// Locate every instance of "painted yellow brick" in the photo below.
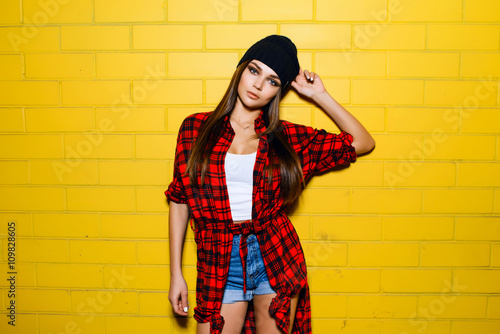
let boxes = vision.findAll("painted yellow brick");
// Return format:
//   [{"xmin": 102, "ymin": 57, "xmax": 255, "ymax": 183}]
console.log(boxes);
[
  {"xmin": 354, "ymin": 24, "xmax": 426, "ymax": 50},
  {"xmin": 38, "ymin": 315, "xmax": 104, "ymax": 334},
  {"xmin": 493, "ymin": 243, "xmax": 500, "ymax": 267},
  {"xmin": 351, "ymin": 189, "xmax": 422, "ymax": 214},
  {"xmin": 64, "ymin": 134, "xmax": 134, "ymax": 159},
  {"xmin": 67, "ymin": 188, "xmax": 135, "ymax": 212},
  {"xmin": 314, "ymin": 107, "xmax": 386, "ymax": 133},
  {"xmin": 206, "ymin": 79, "xmax": 230, "ymax": 104},
  {"xmin": 26, "ymin": 53, "xmax": 94, "ymax": 78},
  {"xmin": 137, "ymin": 241, "xmax": 168, "ymax": 265},
  {"xmin": 428, "ymin": 25, "xmax": 499, "ymax": 50},
  {"xmin": 132, "ymin": 79, "xmax": 202, "ymax": 105},
  {"xmin": 0, "ymin": 213, "xmax": 32, "ymax": 237},
  {"xmin": 425, "ymin": 80, "xmax": 497, "ymax": 106},
  {"xmin": 0, "ymin": 80, "xmax": 59, "ymax": 105},
  {"xmin": 0, "ymin": 161, "xmax": 29, "ymax": 184},
  {"xmin": 454, "ymin": 270, "xmax": 500, "ymax": 293},
  {"xmin": 316, "ymin": 52, "xmax": 385, "ymax": 77},
  {"xmin": 37, "ymin": 263, "xmax": 102, "ymax": 288},
  {"xmin": 383, "ymin": 216, "xmax": 454, "ymax": 240},
  {"xmin": 61, "ymin": 26, "xmax": 129, "ymax": 51},
  {"xmin": 421, "ymin": 243, "xmax": 490, "ymax": 266},
  {"xmin": 312, "ymin": 216, "xmax": 382, "ymax": 241},
  {"xmin": 96, "ymin": 53, "xmax": 165, "ymax": 79},
  {"xmin": 97, "ymin": 108, "xmax": 165, "ymax": 134},
  {"xmin": 352, "ymin": 79, "xmax": 424, "ymax": 105},
  {"xmin": 1, "ymin": 314, "xmax": 38, "ymax": 334},
  {"xmin": 206, "ymin": 25, "xmax": 277, "ymax": 49},
  {"xmin": 242, "ymin": 0, "xmax": 312, "ymax": 21},
  {"xmin": 103, "ymin": 266, "xmax": 168, "ymax": 289},
  {"xmin": 101, "ymin": 214, "xmax": 168, "ymax": 239},
  {"xmin": 387, "ymin": 107, "xmax": 458, "ymax": 133},
  {"xmin": 295, "ymin": 188, "xmax": 350, "ymax": 214},
  {"xmin": 458, "ymin": 163, "xmax": 500, "ymax": 187},
  {"xmin": 418, "ymin": 296, "xmax": 487, "ymax": 318},
  {"xmin": 181, "ymin": 241, "xmax": 198, "ymax": 266},
  {"xmin": 0, "ymin": 187, "xmax": 64, "ymax": 211},
  {"xmin": 33, "ymin": 213, "xmax": 99, "ymax": 237},
  {"xmin": 456, "ymin": 217, "xmax": 500, "ymax": 241},
  {"xmin": 106, "ymin": 316, "xmax": 171, "ymax": 334},
  {"xmin": 389, "ymin": 0, "xmax": 462, "ymax": 21},
  {"xmin": 67, "ymin": 188, "xmax": 135, "ymax": 211},
  {"xmin": 309, "ymin": 162, "xmax": 383, "ymax": 187},
  {"xmin": 288, "ymin": 215, "xmax": 310, "ymax": 240},
  {"xmin": 301, "ymin": 242, "xmax": 347, "ymax": 267},
  {"xmin": 69, "ymin": 240, "xmax": 136, "ymax": 264},
  {"xmin": 0, "ymin": 0, "xmax": 21, "ymax": 23},
  {"xmin": 348, "ymin": 295, "xmax": 417, "ymax": 318},
  {"xmin": 0, "ymin": 55, "xmax": 22, "ymax": 79},
  {"xmin": 23, "ymin": 0, "xmax": 93, "ymax": 23},
  {"xmin": 31, "ymin": 160, "xmax": 98, "ymax": 185},
  {"xmin": 464, "ymin": 0, "xmax": 500, "ymax": 22},
  {"xmin": 139, "ymin": 292, "xmax": 170, "ymax": 316},
  {"xmin": 136, "ymin": 187, "xmax": 169, "ymax": 212},
  {"xmin": 424, "ymin": 189, "xmax": 494, "ymax": 213},
  {"xmin": 488, "ymin": 296, "xmax": 500, "ymax": 318},
  {"xmin": 17, "ymin": 289, "xmax": 70, "ymax": 312},
  {"xmin": 0, "ymin": 135, "xmax": 62, "ymax": 159},
  {"xmin": 167, "ymin": 108, "xmax": 212, "ymax": 132},
  {"xmin": 168, "ymin": 53, "xmax": 238, "ymax": 78},
  {"xmin": 308, "ymin": 268, "xmax": 380, "ymax": 292},
  {"xmin": 133, "ymin": 25, "xmax": 202, "ymax": 50},
  {"xmin": 424, "ymin": 135, "xmax": 496, "ymax": 160},
  {"xmin": 95, "ymin": 0, "xmax": 164, "ymax": 22},
  {"xmin": 135, "ymin": 134, "xmax": 176, "ymax": 159},
  {"xmin": 388, "ymin": 52, "xmax": 459, "ymax": 78},
  {"xmin": 0, "ymin": 135, "xmax": 63, "ymax": 158},
  {"xmin": 382, "ymin": 321, "xmax": 450, "ymax": 334},
  {"xmin": 99, "ymin": 161, "xmax": 168, "ymax": 186},
  {"xmin": 384, "ymin": 162, "xmax": 456, "ymax": 187},
  {"xmin": 168, "ymin": 0, "xmax": 237, "ymax": 22},
  {"xmin": 451, "ymin": 321, "xmax": 500, "ymax": 334},
  {"xmin": 317, "ymin": 0, "xmax": 386, "ymax": 21},
  {"xmin": 280, "ymin": 107, "xmax": 312, "ymax": 127},
  {"xmin": 310, "ymin": 295, "xmax": 347, "ymax": 318},
  {"xmin": 0, "ymin": 108, "xmax": 24, "ymax": 132},
  {"xmin": 0, "ymin": 27, "xmax": 59, "ymax": 52},
  {"xmin": 62, "ymin": 80, "xmax": 130, "ymax": 105},
  {"xmin": 314, "ymin": 319, "xmax": 381, "ymax": 333},
  {"xmin": 0, "ymin": 262, "xmax": 34, "ymax": 288},
  {"xmin": 461, "ymin": 108, "xmax": 500, "ymax": 133},
  {"xmin": 349, "ymin": 243, "xmax": 419, "ymax": 266},
  {"xmin": 25, "ymin": 108, "xmax": 94, "ymax": 132},
  {"xmin": 312, "ymin": 78, "xmax": 350, "ymax": 104},
  {"xmin": 17, "ymin": 238, "xmax": 68, "ymax": 262},
  {"xmin": 462, "ymin": 53, "xmax": 500, "ymax": 78},
  {"xmin": 71, "ymin": 290, "xmax": 137, "ymax": 313},
  {"xmin": 281, "ymin": 24, "xmax": 351, "ymax": 50},
  {"xmin": 494, "ymin": 189, "xmax": 500, "ymax": 213},
  {"xmin": 381, "ymin": 269, "xmax": 452, "ymax": 292}
]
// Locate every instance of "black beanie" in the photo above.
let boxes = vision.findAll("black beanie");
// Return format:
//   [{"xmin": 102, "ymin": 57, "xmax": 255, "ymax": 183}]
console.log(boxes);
[{"xmin": 237, "ymin": 35, "xmax": 300, "ymax": 91}]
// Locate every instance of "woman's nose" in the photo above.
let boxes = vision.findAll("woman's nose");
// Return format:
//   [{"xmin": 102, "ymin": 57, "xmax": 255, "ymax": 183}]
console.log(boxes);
[{"xmin": 253, "ymin": 78, "xmax": 264, "ymax": 90}]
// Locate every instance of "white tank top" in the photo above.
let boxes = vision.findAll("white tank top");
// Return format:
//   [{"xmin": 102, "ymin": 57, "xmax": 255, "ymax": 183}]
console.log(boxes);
[{"xmin": 224, "ymin": 151, "xmax": 257, "ymax": 221}]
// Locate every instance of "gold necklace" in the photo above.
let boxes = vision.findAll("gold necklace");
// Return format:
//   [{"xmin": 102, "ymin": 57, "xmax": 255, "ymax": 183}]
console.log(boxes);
[{"xmin": 231, "ymin": 117, "xmax": 253, "ymax": 131}]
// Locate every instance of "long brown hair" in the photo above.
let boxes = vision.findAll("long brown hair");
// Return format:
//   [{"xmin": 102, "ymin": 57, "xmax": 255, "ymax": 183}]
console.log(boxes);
[{"xmin": 185, "ymin": 60, "xmax": 304, "ymax": 205}]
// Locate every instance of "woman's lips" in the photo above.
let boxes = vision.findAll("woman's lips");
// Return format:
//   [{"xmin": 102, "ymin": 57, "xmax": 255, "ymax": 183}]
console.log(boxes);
[{"xmin": 247, "ymin": 91, "xmax": 259, "ymax": 100}]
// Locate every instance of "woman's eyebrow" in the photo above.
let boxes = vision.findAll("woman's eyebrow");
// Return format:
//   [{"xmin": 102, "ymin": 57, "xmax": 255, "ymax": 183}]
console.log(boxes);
[{"xmin": 249, "ymin": 62, "xmax": 281, "ymax": 80}]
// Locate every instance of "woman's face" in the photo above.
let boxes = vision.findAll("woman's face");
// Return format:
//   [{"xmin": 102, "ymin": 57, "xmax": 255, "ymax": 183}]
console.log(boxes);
[{"xmin": 236, "ymin": 59, "xmax": 281, "ymax": 111}]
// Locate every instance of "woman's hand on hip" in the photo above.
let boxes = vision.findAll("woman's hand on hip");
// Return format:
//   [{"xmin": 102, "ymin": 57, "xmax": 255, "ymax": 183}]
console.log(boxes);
[{"xmin": 168, "ymin": 274, "xmax": 189, "ymax": 316}]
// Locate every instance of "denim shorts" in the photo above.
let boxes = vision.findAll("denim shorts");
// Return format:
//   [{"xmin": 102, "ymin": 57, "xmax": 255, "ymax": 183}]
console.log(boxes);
[{"xmin": 221, "ymin": 234, "xmax": 276, "ymax": 303}]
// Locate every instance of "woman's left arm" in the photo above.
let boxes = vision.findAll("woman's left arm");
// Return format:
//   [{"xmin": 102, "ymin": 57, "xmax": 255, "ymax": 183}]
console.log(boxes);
[{"xmin": 291, "ymin": 68, "xmax": 375, "ymax": 155}]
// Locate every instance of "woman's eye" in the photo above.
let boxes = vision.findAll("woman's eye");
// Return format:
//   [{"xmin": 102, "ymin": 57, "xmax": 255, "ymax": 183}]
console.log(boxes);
[
  {"xmin": 269, "ymin": 79, "xmax": 279, "ymax": 87},
  {"xmin": 249, "ymin": 67, "xmax": 257, "ymax": 74}
]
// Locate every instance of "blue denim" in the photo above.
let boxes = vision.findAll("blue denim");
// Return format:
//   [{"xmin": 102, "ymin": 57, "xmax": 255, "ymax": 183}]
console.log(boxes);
[{"xmin": 221, "ymin": 234, "xmax": 276, "ymax": 303}]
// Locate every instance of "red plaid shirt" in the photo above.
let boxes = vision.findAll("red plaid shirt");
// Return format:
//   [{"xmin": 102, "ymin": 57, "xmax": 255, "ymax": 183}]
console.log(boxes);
[{"xmin": 165, "ymin": 110, "xmax": 356, "ymax": 333}]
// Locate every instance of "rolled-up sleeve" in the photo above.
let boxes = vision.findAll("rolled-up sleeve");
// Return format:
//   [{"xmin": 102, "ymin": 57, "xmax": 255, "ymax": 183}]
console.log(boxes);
[
  {"xmin": 165, "ymin": 122, "xmax": 189, "ymax": 204},
  {"xmin": 284, "ymin": 122, "xmax": 357, "ymax": 180}
]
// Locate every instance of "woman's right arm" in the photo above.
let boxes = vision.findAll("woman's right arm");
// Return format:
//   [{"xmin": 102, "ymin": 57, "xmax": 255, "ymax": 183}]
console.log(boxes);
[{"xmin": 168, "ymin": 201, "xmax": 190, "ymax": 316}]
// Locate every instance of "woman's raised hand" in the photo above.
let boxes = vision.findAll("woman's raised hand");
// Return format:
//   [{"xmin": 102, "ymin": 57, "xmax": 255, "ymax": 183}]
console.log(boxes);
[
  {"xmin": 290, "ymin": 68, "xmax": 327, "ymax": 99},
  {"xmin": 168, "ymin": 274, "xmax": 189, "ymax": 316}
]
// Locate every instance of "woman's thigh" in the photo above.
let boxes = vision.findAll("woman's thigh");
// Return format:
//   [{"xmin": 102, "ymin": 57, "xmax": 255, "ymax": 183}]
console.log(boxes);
[
  {"xmin": 196, "ymin": 301, "xmax": 249, "ymax": 334},
  {"xmin": 253, "ymin": 292, "xmax": 299, "ymax": 334}
]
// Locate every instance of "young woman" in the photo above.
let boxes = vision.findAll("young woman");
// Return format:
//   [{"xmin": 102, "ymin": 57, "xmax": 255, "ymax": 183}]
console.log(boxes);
[{"xmin": 166, "ymin": 35, "xmax": 375, "ymax": 334}]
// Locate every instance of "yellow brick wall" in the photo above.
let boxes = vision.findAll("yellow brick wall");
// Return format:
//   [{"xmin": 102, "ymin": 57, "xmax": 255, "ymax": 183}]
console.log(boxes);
[{"xmin": 0, "ymin": 0, "xmax": 499, "ymax": 333}]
